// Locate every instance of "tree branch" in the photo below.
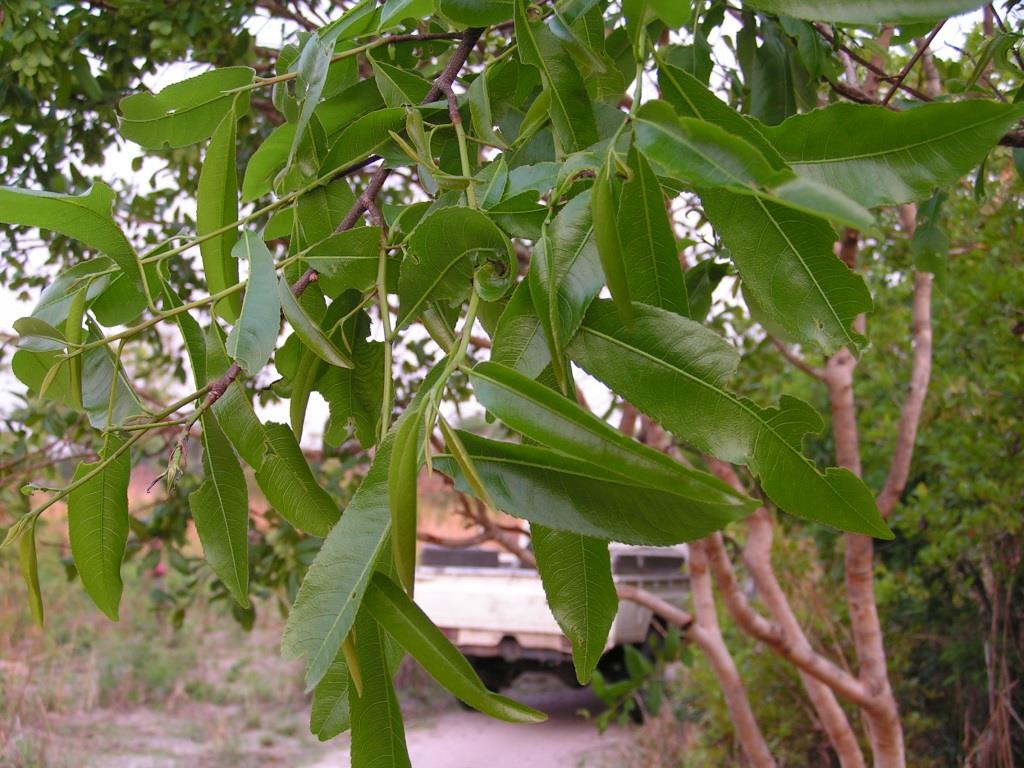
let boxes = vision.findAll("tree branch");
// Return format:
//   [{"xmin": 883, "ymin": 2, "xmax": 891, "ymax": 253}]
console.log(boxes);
[
  {"xmin": 826, "ymin": 226, "xmax": 907, "ymax": 763},
  {"xmin": 877, "ymin": 220, "xmax": 934, "ymax": 517},
  {"xmin": 770, "ymin": 337, "xmax": 827, "ymax": 380},
  {"xmin": 701, "ymin": 521, "xmax": 869, "ymax": 766},
  {"xmin": 881, "ymin": 21, "xmax": 945, "ymax": 106},
  {"xmin": 695, "ymin": 463, "xmax": 877, "ymax": 713},
  {"xmin": 689, "ymin": 541, "xmax": 777, "ymax": 767}
]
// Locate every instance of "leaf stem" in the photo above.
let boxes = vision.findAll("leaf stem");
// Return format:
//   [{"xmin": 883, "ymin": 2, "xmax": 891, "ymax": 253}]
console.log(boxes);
[
  {"xmin": 377, "ymin": 233, "xmax": 394, "ymax": 445},
  {"xmin": 27, "ymin": 384, "xmax": 211, "ymax": 519}
]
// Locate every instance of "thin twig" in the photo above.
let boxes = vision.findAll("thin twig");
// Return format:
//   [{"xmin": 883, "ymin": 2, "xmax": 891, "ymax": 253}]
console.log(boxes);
[
  {"xmin": 881, "ymin": 21, "xmax": 946, "ymax": 106},
  {"xmin": 770, "ymin": 337, "xmax": 827, "ymax": 381}
]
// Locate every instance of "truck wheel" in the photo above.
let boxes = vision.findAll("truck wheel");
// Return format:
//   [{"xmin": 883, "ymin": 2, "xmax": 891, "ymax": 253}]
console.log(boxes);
[
  {"xmin": 468, "ymin": 658, "xmax": 513, "ymax": 693},
  {"xmin": 627, "ymin": 698, "xmax": 646, "ymax": 725}
]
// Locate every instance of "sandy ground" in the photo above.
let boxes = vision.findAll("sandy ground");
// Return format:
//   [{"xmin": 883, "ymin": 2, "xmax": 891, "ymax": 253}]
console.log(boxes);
[
  {"xmin": 308, "ymin": 684, "xmax": 626, "ymax": 768},
  {"xmin": 16, "ymin": 678, "xmax": 623, "ymax": 768}
]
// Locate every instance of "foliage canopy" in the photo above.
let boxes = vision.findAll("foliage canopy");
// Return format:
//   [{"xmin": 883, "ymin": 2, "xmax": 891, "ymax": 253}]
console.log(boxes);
[{"xmin": 2, "ymin": 0, "xmax": 1022, "ymax": 764}]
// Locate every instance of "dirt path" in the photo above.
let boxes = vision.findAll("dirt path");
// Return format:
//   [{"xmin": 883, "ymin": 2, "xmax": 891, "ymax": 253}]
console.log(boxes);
[
  {"xmin": 308, "ymin": 684, "xmax": 625, "ymax": 768},
  {"xmin": 12, "ymin": 678, "xmax": 623, "ymax": 767}
]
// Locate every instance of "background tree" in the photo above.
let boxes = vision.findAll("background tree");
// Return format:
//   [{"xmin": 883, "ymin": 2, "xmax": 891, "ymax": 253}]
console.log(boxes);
[{"xmin": 1, "ymin": 2, "xmax": 1022, "ymax": 767}]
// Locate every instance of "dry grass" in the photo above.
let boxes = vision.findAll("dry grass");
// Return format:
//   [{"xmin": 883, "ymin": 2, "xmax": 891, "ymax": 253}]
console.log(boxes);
[{"xmin": 0, "ymin": 519, "xmax": 450, "ymax": 768}]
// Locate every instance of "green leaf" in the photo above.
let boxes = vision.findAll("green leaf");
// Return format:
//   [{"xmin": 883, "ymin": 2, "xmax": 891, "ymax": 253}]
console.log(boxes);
[
  {"xmin": 14, "ymin": 317, "xmax": 66, "ymax": 353},
  {"xmin": 211, "ymin": 328, "xmax": 337, "ymax": 537},
  {"xmin": 369, "ymin": 53, "xmax": 432, "ymax": 107},
  {"xmin": 476, "ymin": 158, "xmax": 510, "ymax": 209},
  {"xmin": 388, "ymin": 405, "xmax": 423, "ymax": 593},
  {"xmin": 617, "ymin": 145, "xmax": 688, "ymax": 316},
  {"xmin": 381, "ymin": 0, "xmax": 435, "ymax": 28},
  {"xmin": 684, "ymin": 259, "xmax": 729, "ymax": 322},
  {"xmin": 68, "ymin": 434, "xmax": 131, "ymax": 621},
  {"xmin": 568, "ymin": 301, "xmax": 892, "ymax": 538},
  {"xmin": 470, "ymin": 361, "xmax": 753, "ymax": 507},
  {"xmin": 469, "ymin": 74, "xmax": 508, "ymax": 150},
  {"xmin": 515, "ymin": 0, "xmax": 598, "ymax": 154},
  {"xmin": 118, "ymin": 67, "xmax": 254, "ymax": 149},
  {"xmin": 289, "ymin": 347, "xmax": 322, "ymax": 439},
  {"xmin": 742, "ymin": 0, "xmax": 988, "ymax": 24},
  {"xmin": 435, "ymin": 430, "xmax": 749, "ymax": 544},
  {"xmin": 749, "ymin": 22, "xmax": 798, "ymax": 126},
  {"xmin": 198, "ymin": 107, "xmax": 243, "ymax": 322},
  {"xmin": 19, "ymin": 520, "xmax": 44, "ymax": 628},
  {"xmin": 288, "ymin": 37, "xmax": 333, "ymax": 171},
  {"xmin": 701, "ymin": 188, "xmax": 871, "ymax": 355},
  {"xmin": 161, "ymin": 277, "xmax": 207, "ymax": 386},
  {"xmin": 761, "ymin": 102, "xmax": 1024, "ymax": 208},
  {"xmin": 282, "ymin": 441, "xmax": 392, "ymax": 688},
  {"xmin": 532, "ymin": 526, "xmax": 614, "ymax": 684},
  {"xmin": 528, "ymin": 191, "xmax": 603, "ymax": 386},
  {"xmin": 12, "ymin": 349, "xmax": 73, "ymax": 410},
  {"xmin": 398, "ymin": 207, "xmax": 514, "ymax": 328},
  {"xmin": 321, "ymin": 107, "xmax": 406, "ymax": 175},
  {"xmin": 364, "ymin": 573, "xmax": 547, "ymax": 723},
  {"xmin": 189, "ymin": 412, "xmax": 250, "ymax": 608},
  {"xmin": 439, "ymin": 0, "xmax": 513, "ymax": 25},
  {"xmin": 657, "ymin": 59, "xmax": 786, "ymax": 168},
  {"xmin": 635, "ymin": 100, "xmax": 780, "ymax": 188},
  {"xmin": 320, "ymin": 0, "xmax": 380, "ymax": 43},
  {"xmin": 348, "ymin": 610, "xmax": 412, "ymax": 768},
  {"xmin": 649, "ymin": 0, "xmax": 690, "ymax": 26},
  {"xmin": 318, "ymin": 79, "xmax": 386, "ymax": 136},
  {"xmin": 310, "ymin": 649, "xmax": 350, "ymax": 741},
  {"xmin": 490, "ymin": 279, "xmax": 552, "ymax": 379},
  {"xmin": 319, "ymin": 337, "xmax": 386, "ymax": 449},
  {"xmin": 27, "ymin": 258, "xmax": 114, "ymax": 328},
  {"xmin": 295, "ymin": 180, "xmax": 359, "ymax": 245},
  {"xmin": 206, "ymin": 325, "xmax": 270, "ymax": 469},
  {"xmin": 84, "ymin": 343, "xmax": 146, "ymax": 430},
  {"xmin": 592, "ymin": 156, "xmax": 632, "ymax": 323},
  {"xmin": 283, "ymin": 367, "xmax": 446, "ymax": 688},
  {"xmin": 254, "ymin": 423, "xmax": 340, "ymax": 538},
  {"xmin": 311, "ymin": 649, "xmax": 351, "ymax": 741},
  {"xmin": 227, "ymin": 232, "xmax": 280, "ymax": 375},
  {"xmin": 648, "ymin": 66, "xmax": 872, "ymax": 353},
  {"xmin": 242, "ymin": 123, "xmax": 297, "ymax": 203},
  {"xmin": 635, "ymin": 100, "xmax": 873, "ymax": 230},
  {"xmin": 0, "ymin": 183, "xmax": 143, "ymax": 292},
  {"xmin": 303, "ymin": 227, "xmax": 383, "ymax": 296},
  {"xmin": 278, "ymin": 278, "xmax": 353, "ymax": 369}
]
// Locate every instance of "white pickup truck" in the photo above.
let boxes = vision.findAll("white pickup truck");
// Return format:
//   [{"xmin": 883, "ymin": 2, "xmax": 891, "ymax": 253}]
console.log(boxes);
[{"xmin": 414, "ymin": 543, "xmax": 688, "ymax": 691}]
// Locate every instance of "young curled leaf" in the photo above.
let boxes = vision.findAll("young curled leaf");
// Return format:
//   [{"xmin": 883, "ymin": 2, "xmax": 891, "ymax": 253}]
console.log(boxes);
[
  {"xmin": 398, "ymin": 207, "xmax": 515, "ymax": 328},
  {"xmin": 473, "ymin": 245, "xmax": 515, "ymax": 302}
]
